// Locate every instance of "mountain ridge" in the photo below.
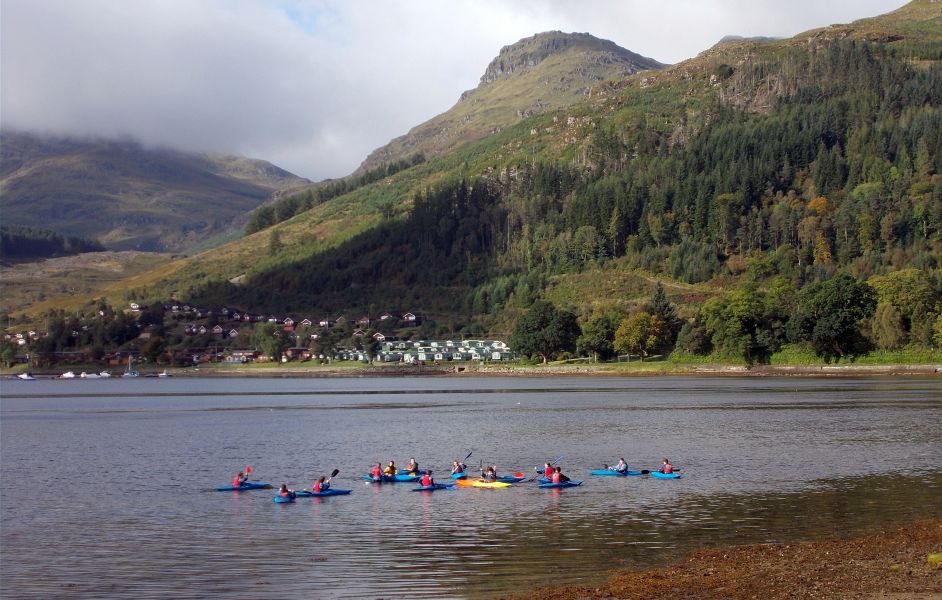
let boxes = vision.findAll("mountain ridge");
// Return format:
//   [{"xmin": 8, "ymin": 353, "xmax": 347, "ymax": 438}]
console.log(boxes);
[
  {"xmin": 0, "ymin": 131, "xmax": 310, "ymax": 252},
  {"xmin": 357, "ymin": 31, "xmax": 663, "ymax": 172}
]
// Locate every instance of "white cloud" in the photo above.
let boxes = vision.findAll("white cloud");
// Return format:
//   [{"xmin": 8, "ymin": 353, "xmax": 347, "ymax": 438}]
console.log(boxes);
[{"xmin": 0, "ymin": 0, "xmax": 906, "ymax": 180}]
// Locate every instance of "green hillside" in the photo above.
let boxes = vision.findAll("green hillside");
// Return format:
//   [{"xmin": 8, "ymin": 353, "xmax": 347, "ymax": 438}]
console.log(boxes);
[
  {"xmin": 14, "ymin": 2, "xmax": 942, "ymax": 363},
  {"xmin": 0, "ymin": 132, "xmax": 310, "ymax": 252}
]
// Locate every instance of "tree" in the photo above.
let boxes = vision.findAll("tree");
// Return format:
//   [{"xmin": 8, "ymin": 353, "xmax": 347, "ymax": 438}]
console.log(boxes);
[
  {"xmin": 788, "ymin": 274, "xmax": 877, "ymax": 362},
  {"xmin": 251, "ymin": 322, "xmax": 289, "ymax": 361},
  {"xmin": 364, "ymin": 336, "xmax": 381, "ymax": 364},
  {"xmin": 648, "ymin": 281, "xmax": 681, "ymax": 353},
  {"xmin": 614, "ymin": 311, "xmax": 662, "ymax": 361},
  {"xmin": 577, "ymin": 306, "xmax": 621, "ymax": 362},
  {"xmin": 0, "ymin": 338, "xmax": 17, "ymax": 368},
  {"xmin": 872, "ymin": 303, "xmax": 906, "ymax": 350},
  {"xmin": 509, "ymin": 300, "xmax": 580, "ymax": 363}
]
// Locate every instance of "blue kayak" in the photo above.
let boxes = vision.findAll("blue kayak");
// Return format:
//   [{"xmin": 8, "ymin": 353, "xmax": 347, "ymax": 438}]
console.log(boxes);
[
  {"xmin": 450, "ymin": 472, "xmax": 467, "ymax": 479},
  {"xmin": 495, "ymin": 475, "xmax": 526, "ymax": 484},
  {"xmin": 539, "ymin": 480, "xmax": 583, "ymax": 488},
  {"xmin": 650, "ymin": 471, "xmax": 682, "ymax": 479},
  {"xmin": 361, "ymin": 473, "xmax": 422, "ymax": 483},
  {"xmin": 589, "ymin": 469, "xmax": 645, "ymax": 477},
  {"xmin": 274, "ymin": 493, "xmax": 296, "ymax": 503},
  {"xmin": 216, "ymin": 482, "xmax": 273, "ymax": 491},
  {"xmin": 412, "ymin": 483, "xmax": 454, "ymax": 492},
  {"xmin": 294, "ymin": 489, "xmax": 352, "ymax": 497}
]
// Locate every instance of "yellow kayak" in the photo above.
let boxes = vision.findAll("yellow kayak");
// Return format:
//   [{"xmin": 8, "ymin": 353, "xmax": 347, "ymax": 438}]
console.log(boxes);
[{"xmin": 455, "ymin": 479, "xmax": 512, "ymax": 489}]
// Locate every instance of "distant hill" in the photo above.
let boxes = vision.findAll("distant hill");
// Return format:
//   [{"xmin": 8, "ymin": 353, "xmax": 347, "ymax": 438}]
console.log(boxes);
[
  {"xmin": 357, "ymin": 31, "xmax": 664, "ymax": 172},
  {"xmin": 0, "ymin": 132, "xmax": 310, "ymax": 252}
]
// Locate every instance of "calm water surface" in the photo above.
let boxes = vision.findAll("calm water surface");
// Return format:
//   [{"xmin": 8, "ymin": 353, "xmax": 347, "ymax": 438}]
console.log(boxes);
[{"xmin": 1, "ymin": 376, "xmax": 940, "ymax": 598}]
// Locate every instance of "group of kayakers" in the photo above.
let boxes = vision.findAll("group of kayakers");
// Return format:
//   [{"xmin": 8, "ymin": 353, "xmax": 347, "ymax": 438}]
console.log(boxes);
[{"xmin": 238, "ymin": 455, "xmax": 676, "ymax": 497}]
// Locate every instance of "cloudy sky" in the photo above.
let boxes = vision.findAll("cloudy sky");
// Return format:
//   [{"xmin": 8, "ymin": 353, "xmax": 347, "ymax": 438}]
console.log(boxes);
[{"xmin": 2, "ymin": 0, "xmax": 906, "ymax": 180}]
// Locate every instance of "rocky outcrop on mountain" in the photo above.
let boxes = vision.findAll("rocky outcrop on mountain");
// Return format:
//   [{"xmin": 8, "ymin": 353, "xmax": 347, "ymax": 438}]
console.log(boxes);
[{"xmin": 358, "ymin": 31, "xmax": 664, "ymax": 172}]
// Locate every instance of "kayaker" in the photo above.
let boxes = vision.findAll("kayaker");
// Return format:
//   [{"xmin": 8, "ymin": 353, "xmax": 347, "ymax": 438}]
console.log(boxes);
[
  {"xmin": 383, "ymin": 461, "xmax": 398, "ymax": 476},
  {"xmin": 371, "ymin": 463, "xmax": 383, "ymax": 479},
  {"xmin": 278, "ymin": 484, "xmax": 295, "ymax": 499},
  {"xmin": 405, "ymin": 458, "xmax": 420, "ymax": 475},
  {"xmin": 313, "ymin": 476, "xmax": 329, "ymax": 493},
  {"xmin": 551, "ymin": 466, "xmax": 570, "ymax": 484},
  {"xmin": 451, "ymin": 461, "xmax": 465, "ymax": 475},
  {"xmin": 543, "ymin": 463, "xmax": 554, "ymax": 478},
  {"xmin": 420, "ymin": 470, "xmax": 434, "ymax": 487},
  {"xmin": 481, "ymin": 466, "xmax": 497, "ymax": 482},
  {"xmin": 613, "ymin": 458, "xmax": 629, "ymax": 473},
  {"xmin": 659, "ymin": 458, "xmax": 673, "ymax": 474},
  {"xmin": 232, "ymin": 471, "xmax": 247, "ymax": 487}
]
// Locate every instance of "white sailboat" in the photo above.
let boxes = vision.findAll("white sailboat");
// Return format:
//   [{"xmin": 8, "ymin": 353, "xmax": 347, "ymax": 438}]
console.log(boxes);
[{"xmin": 123, "ymin": 355, "xmax": 139, "ymax": 378}]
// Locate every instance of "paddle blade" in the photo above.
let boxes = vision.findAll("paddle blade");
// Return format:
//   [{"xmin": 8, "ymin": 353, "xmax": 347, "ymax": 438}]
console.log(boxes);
[
  {"xmin": 513, "ymin": 472, "xmax": 525, "ymax": 478},
  {"xmin": 464, "ymin": 449, "xmax": 473, "ymax": 461},
  {"xmin": 245, "ymin": 466, "xmax": 253, "ymax": 474},
  {"xmin": 330, "ymin": 468, "xmax": 340, "ymax": 478}
]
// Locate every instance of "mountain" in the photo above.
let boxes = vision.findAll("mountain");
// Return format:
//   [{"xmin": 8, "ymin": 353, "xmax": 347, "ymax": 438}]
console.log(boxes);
[
  {"xmin": 358, "ymin": 31, "xmax": 663, "ymax": 172},
  {"xmin": 12, "ymin": 2, "xmax": 942, "ymax": 349},
  {"xmin": 0, "ymin": 132, "xmax": 310, "ymax": 252}
]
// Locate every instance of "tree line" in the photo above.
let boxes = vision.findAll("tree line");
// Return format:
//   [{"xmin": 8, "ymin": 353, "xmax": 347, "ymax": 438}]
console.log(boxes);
[
  {"xmin": 0, "ymin": 225, "xmax": 105, "ymax": 259},
  {"xmin": 245, "ymin": 153, "xmax": 425, "ymax": 234}
]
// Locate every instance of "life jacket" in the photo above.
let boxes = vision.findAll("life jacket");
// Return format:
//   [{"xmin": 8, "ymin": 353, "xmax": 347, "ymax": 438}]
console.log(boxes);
[
  {"xmin": 544, "ymin": 466, "xmax": 554, "ymax": 477},
  {"xmin": 407, "ymin": 463, "xmax": 418, "ymax": 474},
  {"xmin": 279, "ymin": 489, "xmax": 291, "ymax": 498},
  {"xmin": 551, "ymin": 472, "xmax": 561, "ymax": 484},
  {"xmin": 663, "ymin": 464, "xmax": 673, "ymax": 474},
  {"xmin": 371, "ymin": 466, "xmax": 382, "ymax": 478},
  {"xmin": 420, "ymin": 474, "xmax": 432, "ymax": 486},
  {"xmin": 233, "ymin": 476, "xmax": 244, "ymax": 487},
  {"xmin": 313, "ymin": 481, "xmax": 322, "ymax": 492},
  {"xmin": 384, "ymin": 466, "xmax": 397, "ymax": 475}
]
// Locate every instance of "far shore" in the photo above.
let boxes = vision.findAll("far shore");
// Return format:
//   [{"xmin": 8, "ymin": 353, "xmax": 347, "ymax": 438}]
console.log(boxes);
[
  {"xmin": 506, "ymin": 519, "xmax": 942, "ymax": 600},
  {"xmin": 5, "ymin": 361, "xmax": 941, "ymax": 379}
]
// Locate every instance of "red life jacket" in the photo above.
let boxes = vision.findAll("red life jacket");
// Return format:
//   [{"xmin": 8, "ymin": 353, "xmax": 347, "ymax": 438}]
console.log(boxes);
[
  {"xmin": 313, "ymin": 481, "xmax": 322, "ymax": 492},
  {"xmin": 663, "ymin": 464, "xmax": 673, "ymax": 474},
  {"xmin": 371, "ymin": 466, "xmax": 382, "ymax": 477},
  {"xmin": 233, "ymin": 476, "xmax": 243, "ymax": 487},
  {"xmin": 279, "ymin": 490, "xmax": 291, "ymax": 498},
  {"xmin": 544, "ymin": 466, "xmax": 554, "ymax": 477},
  {"xmin": 420, "ymin": 474, "xmax": 432, "ymax": 486},
  {"xmin": 551, "ymin": 472, "xmax": 561, "ymax": 483}
]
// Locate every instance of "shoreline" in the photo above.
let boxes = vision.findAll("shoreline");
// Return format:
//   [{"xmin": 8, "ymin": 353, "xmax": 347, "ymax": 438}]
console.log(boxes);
[
  {"xmin": 5, "ymin": 362, "xmax": 942, "ymax": 379},
  {"xmin": 507, "ymin": 519, "xmax": 942, "ymax": 600}
]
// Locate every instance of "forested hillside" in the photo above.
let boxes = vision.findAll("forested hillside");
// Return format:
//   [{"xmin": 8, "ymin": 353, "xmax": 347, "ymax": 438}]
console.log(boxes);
[{"xmin": 12, "ymin": 1, "xmax": 942, "ymax": 366}]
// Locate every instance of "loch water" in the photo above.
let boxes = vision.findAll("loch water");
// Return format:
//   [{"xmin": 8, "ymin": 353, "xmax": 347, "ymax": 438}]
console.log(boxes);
[{"xmin": 1, "ymin": 376, "xmax": 940, "ymax": 598}]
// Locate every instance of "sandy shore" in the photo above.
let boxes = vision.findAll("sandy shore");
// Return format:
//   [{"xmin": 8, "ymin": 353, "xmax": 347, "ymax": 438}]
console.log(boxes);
[{"xmin": 504, "ymin": 520, "xmax": 942, "ymax": 600}]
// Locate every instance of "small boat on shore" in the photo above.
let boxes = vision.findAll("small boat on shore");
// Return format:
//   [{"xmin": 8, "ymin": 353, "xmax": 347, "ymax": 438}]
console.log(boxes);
[
  {"xmin": 59, "ymin": 371, "xmax": 76, "ymax": 379},
  {"xmin": 16, "ymin": 372, "xmax": 36, "ymax": 380}
]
